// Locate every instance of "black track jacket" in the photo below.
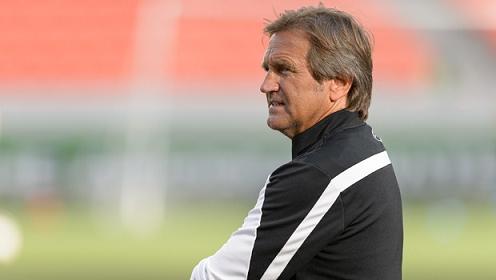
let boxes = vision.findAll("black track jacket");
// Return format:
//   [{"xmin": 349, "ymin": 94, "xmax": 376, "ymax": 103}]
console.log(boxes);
[{"xmin": 191, "ymin": 110, "xmax": 403, "ymax": 280}]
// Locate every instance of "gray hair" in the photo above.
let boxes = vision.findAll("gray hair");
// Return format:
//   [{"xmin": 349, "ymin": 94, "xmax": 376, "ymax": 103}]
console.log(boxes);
[{"xmin": 264, "ymin": 5, "xmax": 373, "ymax": 120}]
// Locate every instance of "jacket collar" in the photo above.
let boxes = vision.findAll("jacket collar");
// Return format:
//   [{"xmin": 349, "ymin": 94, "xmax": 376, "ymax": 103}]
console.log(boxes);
[{"xmin": 291, "ymin": 109, "xmax": 363, "ymax": 159}]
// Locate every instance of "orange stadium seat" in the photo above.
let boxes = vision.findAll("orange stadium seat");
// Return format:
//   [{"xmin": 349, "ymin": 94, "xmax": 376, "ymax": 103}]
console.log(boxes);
[
  {"xmin": 0, "ymin": 0, "xmax": 138, "ymax": 85},
  {"xmin": 168, "ymin": 18, "xmax": 266, "ymax": 85}
]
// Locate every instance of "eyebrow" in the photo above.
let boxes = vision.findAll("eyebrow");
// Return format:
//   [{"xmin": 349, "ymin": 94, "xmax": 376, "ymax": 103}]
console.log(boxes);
[
  {"xmin": 261, "ymin": 53, "xmax": 271, "ymax": 70},
  {"xmin": 262, "ymin": 57, "xmax": 297, "ymax": 72},
  {"xmin": 261, "ymin": 59, "xmax": 269, "ymax": 71}
]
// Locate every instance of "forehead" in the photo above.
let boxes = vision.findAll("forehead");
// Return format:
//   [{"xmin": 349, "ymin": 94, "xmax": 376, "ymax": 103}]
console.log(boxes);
[{"xmin": 264, "ymin": 29, "xmax": 310, "ymax": 63}]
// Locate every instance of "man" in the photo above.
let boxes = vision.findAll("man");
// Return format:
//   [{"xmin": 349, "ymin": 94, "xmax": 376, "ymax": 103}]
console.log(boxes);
[{"xmin": 191, "ymin": 5, "xmax": 402, "ymax": 280}]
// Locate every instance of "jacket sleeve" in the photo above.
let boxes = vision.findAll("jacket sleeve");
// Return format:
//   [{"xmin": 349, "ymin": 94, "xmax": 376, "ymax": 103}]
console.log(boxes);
[
  {"xmin": 191, "ymin": 161, "xmax": 345, "ymax": 280},
  {"xmin": 190, "ymin": 175, "xmax": 270, "ymax": 280}
]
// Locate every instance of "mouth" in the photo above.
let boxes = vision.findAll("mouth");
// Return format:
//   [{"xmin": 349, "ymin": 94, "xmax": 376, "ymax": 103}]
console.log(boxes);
[{"xmin": 269, "ymin": 101, "xmax": 285, "ymax": 108}]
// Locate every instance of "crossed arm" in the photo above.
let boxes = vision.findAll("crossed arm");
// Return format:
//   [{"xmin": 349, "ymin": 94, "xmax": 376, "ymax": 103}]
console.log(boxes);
[{"xmin": 190, "ymin": 162, "xmax": 343, "ymax": 280}]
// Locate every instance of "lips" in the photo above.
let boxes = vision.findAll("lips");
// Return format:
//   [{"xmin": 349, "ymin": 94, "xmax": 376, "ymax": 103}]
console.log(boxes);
[{"xmin": 269, "ymin": 100, "xmax": 285, "ymax": 108}]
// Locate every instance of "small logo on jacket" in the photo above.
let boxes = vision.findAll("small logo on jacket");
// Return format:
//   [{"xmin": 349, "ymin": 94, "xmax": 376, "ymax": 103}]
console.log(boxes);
[{"xmin": 371, "ymin": 128, "xmax": 383, "ymax": 142}]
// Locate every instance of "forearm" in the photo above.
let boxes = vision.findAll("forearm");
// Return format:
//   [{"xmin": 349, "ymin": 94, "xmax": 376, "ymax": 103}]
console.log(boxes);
[{"xmin": 190, "ymin": 178, "xmax": 269, "ymax": 280}]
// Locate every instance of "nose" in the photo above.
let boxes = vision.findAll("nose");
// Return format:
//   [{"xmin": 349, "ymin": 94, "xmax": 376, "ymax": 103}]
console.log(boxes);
[{"xmin": 259, "ymin": 72, "xmax": 279, "ymax": 95}]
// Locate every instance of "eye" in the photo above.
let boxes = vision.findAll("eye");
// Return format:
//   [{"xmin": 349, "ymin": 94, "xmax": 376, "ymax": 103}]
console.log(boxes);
[{"xmin": 277, "ymin": 66, "xmax": 292, "ymax": 75}]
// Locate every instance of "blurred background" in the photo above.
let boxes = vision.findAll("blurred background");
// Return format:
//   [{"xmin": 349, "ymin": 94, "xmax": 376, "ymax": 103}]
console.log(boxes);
[{"xmin": 0, "ymin": 0, "xmax": 494, "ymax": 279}]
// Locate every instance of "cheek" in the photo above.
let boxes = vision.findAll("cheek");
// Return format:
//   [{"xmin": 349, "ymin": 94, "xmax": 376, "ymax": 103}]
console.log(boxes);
[{"xmin": 280, "ymin": 81, "xmax": 316, "ymax": 117}]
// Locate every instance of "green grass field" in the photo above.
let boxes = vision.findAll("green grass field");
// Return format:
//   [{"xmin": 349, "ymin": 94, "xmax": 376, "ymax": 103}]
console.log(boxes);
[{"xmin": 0, "ymin": 201, "xmax": 495, "ymax": 280}]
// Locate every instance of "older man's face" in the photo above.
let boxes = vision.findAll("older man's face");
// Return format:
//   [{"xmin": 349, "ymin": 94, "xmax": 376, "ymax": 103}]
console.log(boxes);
[{"xmin": 260, "ymin": 29, "xmax": 334, "ymax": 139}]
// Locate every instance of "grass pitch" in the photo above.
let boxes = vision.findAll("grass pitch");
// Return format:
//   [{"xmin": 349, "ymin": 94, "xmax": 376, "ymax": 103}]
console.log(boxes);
[{"xmin": 0, "ymin": 201, "xmax": 495, "ymax": 280}]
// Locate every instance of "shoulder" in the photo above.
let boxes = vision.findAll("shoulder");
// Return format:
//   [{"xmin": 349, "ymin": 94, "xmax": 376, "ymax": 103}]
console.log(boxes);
[
  {"xmin": 297, "ymin": 123, "xmax": 387, "ymax": 178},
  {"xmin": 264, "ymin": 160, "xmax": 331, "ymax": 212},
  {"xmin": 292, "ymin": 123, "xmax": 400, "ymax": 216}
]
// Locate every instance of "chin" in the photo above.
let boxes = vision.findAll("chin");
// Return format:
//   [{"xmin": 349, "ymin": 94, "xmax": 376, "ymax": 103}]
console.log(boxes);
[
  {"xmin": 267, "ymin": 117, "xmax": 280, "ymax": 130},
  {"xmin": 267, "ymin": 118, "xmax": 288, "ymax": 133},
  {"xmin": 266, "ymin": 119, "xmax": 277, "ymax": 130}
]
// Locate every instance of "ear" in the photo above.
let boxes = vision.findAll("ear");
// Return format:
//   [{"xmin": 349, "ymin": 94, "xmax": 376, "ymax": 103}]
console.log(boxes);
[{"xmin": 328, "ymin": 78, "xmax": 352, "ymax": 102}]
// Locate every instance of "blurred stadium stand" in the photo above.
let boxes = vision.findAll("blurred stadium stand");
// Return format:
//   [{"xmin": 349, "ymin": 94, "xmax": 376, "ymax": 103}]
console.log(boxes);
[
  {"xmin": 0, "ymin": 0, "xmax": 494, "ymax": 208},
  {"xmin": 0, "ymin": 0, "xmax": 138, "ymax": 84}
]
